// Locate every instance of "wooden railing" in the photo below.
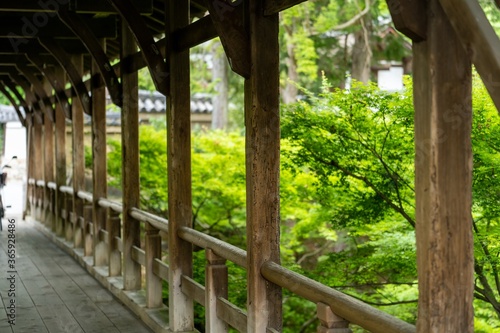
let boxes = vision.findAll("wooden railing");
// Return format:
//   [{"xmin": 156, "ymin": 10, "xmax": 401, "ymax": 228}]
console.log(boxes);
[{"xmin": 29, "ymin": 178, "xmax": 416, "ymax": 333}]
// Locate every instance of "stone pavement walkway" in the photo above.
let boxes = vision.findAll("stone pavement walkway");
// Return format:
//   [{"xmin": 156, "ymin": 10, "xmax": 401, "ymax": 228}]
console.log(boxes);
[{"xmin": 0, "ymin": 216, "xmax": 153, "ymax": 333}]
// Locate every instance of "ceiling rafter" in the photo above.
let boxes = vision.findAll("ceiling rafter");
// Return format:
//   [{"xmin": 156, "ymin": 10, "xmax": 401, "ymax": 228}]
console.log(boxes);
[
  {"xmin": 106, "ymin": 0, "xmax": 169, "ymax": 94},
  {"xmin": 58, "ymin": 8, "xmax": 122, "ymax": 107},
  {"xmin": 26, "ymin": 53, "xmax": 72, "ymax": 120},
  {"xmin": 39, "ymin": 37, "xmax": 92, "ymax": 115}
]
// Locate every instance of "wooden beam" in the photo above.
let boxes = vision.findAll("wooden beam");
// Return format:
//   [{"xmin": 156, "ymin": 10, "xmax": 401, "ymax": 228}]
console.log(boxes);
[
  {"xmin": 413, "ymin": 0, "xmax": 474, "ymax": 331},
  {"xmin": 167, "ymin": 0, "xmax": 194, "ymax": 330},
  {"xmin": 173, "ymin": 16, "xmax": 218, "ymax": 52},
  {"xmin": 108, "ymin": 0, "xmax": 169, "ymax": 94},
  {"xmin": 58, "ymin": 9, "xmax": 122, "ymax": 106},
  {"xmin": 121, "ymin": 19, "xmax": 142, "ymax": 291},
  {"xmin": 39, "ymin": 37, "xmax": 92, "ymax": 115},
  {"xmin": 69, "ymin": 0, "xmax": 153, "ymax": 14},
  {"xmin": 0, "ymin": 38, "xmax": 89, "ymax": 55},
  {"xmin": 438, "ymin": 0, "xmax": 500, "ymax": 113},
  {"xmin": 386, "ymin": 0, "xmax": 426, "ymax": 41},
  {"xmin": 245, "ymin": 0, "xmax": 282, "ymax": 331},
  {"xmin": 205, "ymin": 0, "xmax": 250, "ymax": 78},
  {"xmin": 0, "ymin": 15, "xmax": 117, "ymax": 38},
  {"xmin": 0, "ymin": 0, "xmax": 153, "ymax": 14}
]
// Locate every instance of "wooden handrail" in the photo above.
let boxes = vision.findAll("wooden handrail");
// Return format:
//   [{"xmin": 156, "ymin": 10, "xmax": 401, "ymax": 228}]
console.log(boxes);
[
  {"xmin": 77, "ymin": 190, "xmax": 93, "ymax": 203},
  {"xmin": 130, "ymin": 207, "xmax": 169, "ymax": 232},
  {"xmin": 178, "ymin": 226, "xmax": 247, "ymax": 268},
  {"xmin": 59, "ymin": 185, "xmax": 74, "ymax": 194},
  {"xmin": 98, "ymin": 198, "xmax": 123, "ymax": 213},
  {"xmin": 261, "ymin": 261, "xmax": 416, "ymax": 333}
]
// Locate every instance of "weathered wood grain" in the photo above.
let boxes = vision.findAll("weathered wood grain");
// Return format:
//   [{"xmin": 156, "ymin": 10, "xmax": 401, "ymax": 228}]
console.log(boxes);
[
  {"xmin": 245, "ymin": 0, "xmax": 282, "ymax": 331},
  {"xmin": 413, "ymin": 0, "xmax": 474, "ymax": 331},
  {"xmin": 121, "ymin": 20, "xmax": 142, "ymax": 290},
  {"xmin": 167, "ymin": 0, "xmax": 194, "ymax": 330}
]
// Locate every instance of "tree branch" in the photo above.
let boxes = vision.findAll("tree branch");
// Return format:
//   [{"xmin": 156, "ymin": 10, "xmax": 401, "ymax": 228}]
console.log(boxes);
[
  {"xmin": 473, "ymin": 219, "xmax": 500, "ymax": 296},
  {"xmin": 332, "ymin": 0, "xmax": 371, "ymax": 31},
  {"xmin": 309, "ymin": 150, "xmax": 416, "ymax": 227}
]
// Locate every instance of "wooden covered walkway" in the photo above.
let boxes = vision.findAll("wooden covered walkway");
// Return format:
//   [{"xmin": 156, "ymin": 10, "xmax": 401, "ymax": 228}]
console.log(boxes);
[
  {"xmin": 0, "ymin": 0, "xmax": 499, "ymax": 332},
  {"xmin": 0, "ymin": 215, "xmax": 152, "ymax": 333}
]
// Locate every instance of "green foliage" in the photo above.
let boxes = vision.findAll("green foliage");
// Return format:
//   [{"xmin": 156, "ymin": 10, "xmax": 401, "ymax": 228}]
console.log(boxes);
[
  {"xmin": 103, "ymin": 74, "xmax": 500, "ymax": 328},
  {"xmin": 282, "ymin": 75, "xmax": 500, "ymax": 324}
]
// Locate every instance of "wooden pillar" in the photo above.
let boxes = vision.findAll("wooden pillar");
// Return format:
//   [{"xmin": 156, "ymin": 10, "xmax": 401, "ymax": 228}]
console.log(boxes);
[
  {"xmin": 245, "ymin": 0, "xmax": 282, "ymax": 331},
  {"xmin": 108, "ymin": 210, "xmax": 122, "ymax": 276},
  {"xmin": 54, "ymin": 67, "xmax": 67, "ymax": 236},
  {"xmin": 43, "ymin": 78, "xmax": 55, "ymax": 228},
  {"xmin": 92, "ymin": 39, "xmax": 109, "ymax": 267},
  {"xmin": 206, "ymin": 249, "xmax": 228, "ymax": 333},
  {"xmin": 84, "ymin": 205, "xmax": 93, "ymax": 256},
  {"xmin": 23, "ymin": 114, "xmax": 32, "ymax": 219},
  {"xmin": 145, "ymin": 224, "xmax": 162, "ymax": 308},
  {"xmin": 33, "ymin": 114, "xmax": 44, "ymax": 220},
  {"xmin": 167, "ymin": 0, "xmax": 193, "ymax": 329},
  {"xmin": 121, "ymin": 20, "xmax": 141, "ymax": 290},
  {"xmin": 413, "ymin": 0, "xmax": 474, "ymax": 331},
  {"xmin": 71, "ymin": 54, "xmax": 85, "ymax": 248}
]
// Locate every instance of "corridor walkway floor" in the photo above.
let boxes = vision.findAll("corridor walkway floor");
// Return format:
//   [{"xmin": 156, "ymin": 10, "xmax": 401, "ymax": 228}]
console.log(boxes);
[{"xmin": 0, "ymin": 215, "xmax": 153, "ymax": 333}]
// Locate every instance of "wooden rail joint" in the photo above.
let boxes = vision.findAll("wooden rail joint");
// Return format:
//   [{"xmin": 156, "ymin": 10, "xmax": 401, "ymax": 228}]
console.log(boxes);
[{"xmin": 317, "ymin": 302, "xmax": 352, "ymax": 333}]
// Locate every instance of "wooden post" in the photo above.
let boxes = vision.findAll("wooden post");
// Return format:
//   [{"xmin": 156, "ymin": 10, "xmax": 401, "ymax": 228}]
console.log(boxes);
[
  {"xmin": 65, "ymin": 193, "xmax": 73, "ymax": 242},
  {"xmin": 316, "ymin": 303, "xmax": 352, "ymax": 333},
  {"xmin": 71, "ymin": 54, "xmax": 85, "ymax": 248},
  {"xmin": 23, "ymin": 115, "xmax": 32, "ymax": 219},
  {"xmin": 33, "ymin": 115, "xmax": 44, "ymax": 220},
  {"xmin": 145, "ymin": 223, "xmax": 162, "ymax": 308},
  {"xmin": 54, "ymin": 67, "xmax": 67, "ymax": 236},
  {"xmin": 245, "ymin": 0, "xmax": 282, "ymax": 331},
  {"xmin": 83, "ymin": 205, "xmax": 94, "ymax": 256},
  {"xmin": 121, "ymin": 20, "xmax": 141, "ymax": 290},
  {"xmin": 108, "ymin": 210, "xmax": 122, "ymax": 276},
  {"xmin": 167, "ymin": 0, "xmax": 194, "ymax": 329},
  {"xmin": 92, "ymin": 39, "xmax": 109, "ymax": 267},
  {"xmin": 413, "ymin": 0, "xmax": 474, "ymax": 331},
  {"xmin": 206, "ymin": 249, "xmax": 228, "ymax": 333},
  {"xmin": 43, "ymin": 78, "xmax": 55, "ymax": 228}
]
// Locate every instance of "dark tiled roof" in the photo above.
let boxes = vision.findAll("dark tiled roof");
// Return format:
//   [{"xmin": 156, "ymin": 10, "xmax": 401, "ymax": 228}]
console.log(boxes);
[{"xmin": 137, "ymin": 90, "xmax": 213, "ymax": 114}]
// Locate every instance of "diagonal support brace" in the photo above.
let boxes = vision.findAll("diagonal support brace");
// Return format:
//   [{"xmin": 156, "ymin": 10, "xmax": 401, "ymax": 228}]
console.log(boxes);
[
  {"xmin": 106, "ymin": 0, "xmax": 169, "ymax": 95},
  {"xmin": 38, "ymin": 37, "xmax": 92, "ymax": 115},
  {"xmin": 58, "ymin": 8, "xmax": 123, "ymax": 106},
  {"xmin": 205, "ymin": 0, "xmax": 250, "ymax": 78}
]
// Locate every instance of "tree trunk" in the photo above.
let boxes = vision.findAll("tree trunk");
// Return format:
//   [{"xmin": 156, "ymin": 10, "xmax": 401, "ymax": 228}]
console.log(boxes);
[
  {"xmin": 211, "ymin": 40, "xmax": 229, "ymax": 130},
  {"xmin": 351, "ymin": 16, "xmax": 372, "ymax": 83},
  {"xmin": 282, "ymin": 25, "xmax": 299, "ymax": 104}
]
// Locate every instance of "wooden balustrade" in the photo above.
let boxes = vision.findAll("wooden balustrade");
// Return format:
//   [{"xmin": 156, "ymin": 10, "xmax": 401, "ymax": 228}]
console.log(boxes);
[{"xmin": 28, "ymin": 178, "xmax": 416, "ymax": 333}]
